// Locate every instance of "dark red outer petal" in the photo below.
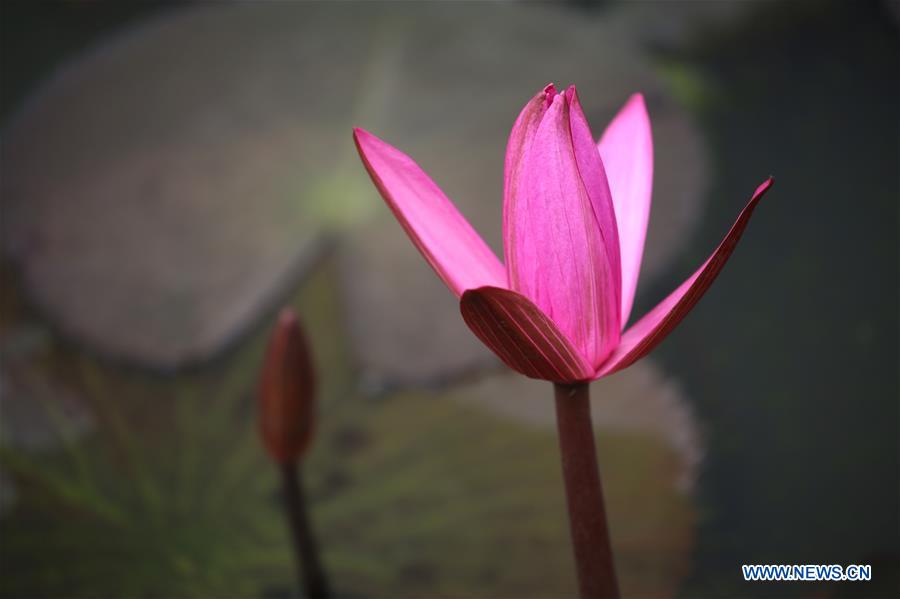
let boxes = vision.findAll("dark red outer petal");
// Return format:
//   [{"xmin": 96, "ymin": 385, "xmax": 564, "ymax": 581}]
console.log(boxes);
[{"xmin": 460, "ymin": 286, "xmax": 595, "ymax": 383}]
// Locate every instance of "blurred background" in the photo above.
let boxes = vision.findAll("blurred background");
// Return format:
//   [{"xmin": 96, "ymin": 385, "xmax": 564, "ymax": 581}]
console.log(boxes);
[{"xmin": 0, "ymin": 1, "xmax": 897, "ymax": 597}]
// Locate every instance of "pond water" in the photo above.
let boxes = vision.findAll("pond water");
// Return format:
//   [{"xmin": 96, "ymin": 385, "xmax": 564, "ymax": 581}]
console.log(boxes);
[
  {"xmin": 647, "ymin": 4, "xmax": 899, "ymax": 595},
  {"xmin": 1, "ymin": 1, "xmax": 896, "ymax": 597}
]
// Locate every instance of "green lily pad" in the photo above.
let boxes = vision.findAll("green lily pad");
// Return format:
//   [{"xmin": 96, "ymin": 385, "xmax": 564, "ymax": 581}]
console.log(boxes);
[{"xmin": 1, "ymin": 258, "xmax": 695, "ymax": 597}]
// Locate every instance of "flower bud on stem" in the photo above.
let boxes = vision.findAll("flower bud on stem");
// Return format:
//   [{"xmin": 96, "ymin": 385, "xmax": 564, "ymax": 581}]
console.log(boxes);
[
  {"xmin": 554, "ymin": 382, "xmax": 619, "ymax": 599},
  {"xmin": 258, "ymin": 308, "xmax": 330, "ymax": 598}
]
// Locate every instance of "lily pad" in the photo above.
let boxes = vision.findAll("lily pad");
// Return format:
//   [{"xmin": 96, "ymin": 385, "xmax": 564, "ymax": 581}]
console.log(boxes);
[
  {"xmin": 1, "ymin": 258, "xmax": 696, "ymax": 598},
  {"xmin": 451, "ymin": 360, "xmax": 703, "ymax": 493},
  {"xmin": 2, "ymin": 2, "xmax": 708, "ymax": 375}
]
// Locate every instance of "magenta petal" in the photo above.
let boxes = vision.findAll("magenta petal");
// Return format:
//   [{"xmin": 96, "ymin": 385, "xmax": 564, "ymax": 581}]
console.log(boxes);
[
  {"xmin": 503, "ymin": 83, "xmax": 556, "ymax": 218},
  {"xmin": 595, "ymin": 178, "xmax": 774, "ymax": 378},
  {"xmin": 502, "ymin": 90, "xmax": 620, "ymax": 367},
  {"xmin": 566, "ymin": 87, "xmax": 622, "ymax": 311},
  {"xmin": 460, "ymin": 286, "xmax": 595, "ymax": 383},
  {"xmin": 354, "ymin": 128, "xmax": 506, "ymax": 296},
  {"xmin": 598, "ymin": 93, "xmax": 654, "ymax": 327}
]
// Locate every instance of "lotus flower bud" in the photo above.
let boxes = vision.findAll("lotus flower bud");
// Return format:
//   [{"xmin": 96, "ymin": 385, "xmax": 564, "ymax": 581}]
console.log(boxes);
[{"xmin": 258, "ymin": 308, "xmax": 316, "ymax": 464}]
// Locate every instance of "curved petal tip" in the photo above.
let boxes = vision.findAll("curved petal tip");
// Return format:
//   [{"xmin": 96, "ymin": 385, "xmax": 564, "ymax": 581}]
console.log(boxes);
[
  {"xmin": 354, "ymin": 127, "xmax": 507, "ymax": 296},
  {"xmin": 595, "ymin": 176, "xmax": 774, "ymax": 379}
]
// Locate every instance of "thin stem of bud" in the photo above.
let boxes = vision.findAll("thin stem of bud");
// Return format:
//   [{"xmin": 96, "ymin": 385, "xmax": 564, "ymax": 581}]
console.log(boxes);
[{"xmin": 279, "ymin": 462, "xmax": 330, "ymax": 599}]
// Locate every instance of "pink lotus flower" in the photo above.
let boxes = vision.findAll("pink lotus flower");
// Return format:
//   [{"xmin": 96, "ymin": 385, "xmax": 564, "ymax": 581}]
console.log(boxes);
[{"xmin": 354, "ymin": 84, "xmax": 772, "ymax": 384}]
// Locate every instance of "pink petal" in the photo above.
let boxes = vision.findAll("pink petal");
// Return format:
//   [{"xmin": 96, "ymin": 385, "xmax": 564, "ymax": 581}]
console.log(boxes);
[
  {"xmin": 598, "ymin": 93, "xmax": 654, "ymax": 327},
  {"xmin": 354, "ymin": 128, "xmax": 506, "ymax": 296},
  {"xmin": 502, "ymin": 89, "xmax": 620, "ymax": 367},
  {"xmin": 595, "ymin": 178, "xmax": 774, "ymax": 378},
  {"xmin": 567, "ymin": 87, "xmax": 622, "ymax": 311},
  {"xmin": 503, "ymin": 83, "xmax": 555, "ymax": 218},
  {"xmin": 460, "ymin": 286, "xmax": 595, "ymax": 383}
]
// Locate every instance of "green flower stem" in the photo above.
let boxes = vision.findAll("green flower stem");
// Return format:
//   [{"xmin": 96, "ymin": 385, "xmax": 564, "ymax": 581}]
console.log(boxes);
[{"xmin": 554, "ymin": 382, "xmax": 619, "ymax": 599}]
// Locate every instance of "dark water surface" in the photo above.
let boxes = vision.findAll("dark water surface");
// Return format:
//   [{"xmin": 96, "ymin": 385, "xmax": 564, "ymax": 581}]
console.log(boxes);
[{"xmin": 639, "ymin": 2, "xmax": 899, "ymax": 596}]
